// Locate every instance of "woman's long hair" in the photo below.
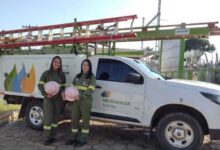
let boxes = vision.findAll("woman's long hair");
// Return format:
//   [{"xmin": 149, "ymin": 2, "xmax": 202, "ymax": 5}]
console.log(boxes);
[
  {"xmin": 49, "ymin": 56, "xmax": 63, "ymax": 73},
  {"xmin": 77, "ymin": 59, "xmax": 93, "ymax": 79}
]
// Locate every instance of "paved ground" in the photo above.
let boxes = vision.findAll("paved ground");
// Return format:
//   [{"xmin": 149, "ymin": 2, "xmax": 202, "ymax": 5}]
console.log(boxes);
[{"xmin": 0, "ymin": 119, "xmax": 219, "ymax": 150}]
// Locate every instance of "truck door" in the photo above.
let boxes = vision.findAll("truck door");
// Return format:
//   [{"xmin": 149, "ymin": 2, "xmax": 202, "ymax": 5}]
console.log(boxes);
[{"xmin": 92, "ymin": 58, "xmax": 145, "ymax": 124}]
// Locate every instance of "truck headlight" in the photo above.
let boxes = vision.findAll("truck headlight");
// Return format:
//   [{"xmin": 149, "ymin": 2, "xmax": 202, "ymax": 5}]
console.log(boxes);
[{"xmin": 201, "ymin": 92, "xmax": 220, "ymax": 105}]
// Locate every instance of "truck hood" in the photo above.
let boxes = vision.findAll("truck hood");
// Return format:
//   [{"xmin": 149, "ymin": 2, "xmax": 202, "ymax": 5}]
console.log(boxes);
[{"xmin": 166, "ymin": 79, "xmax": 220, "ymax": 94}]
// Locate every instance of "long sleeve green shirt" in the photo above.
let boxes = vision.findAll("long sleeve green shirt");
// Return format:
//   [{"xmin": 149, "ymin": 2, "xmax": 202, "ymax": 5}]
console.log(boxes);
[
  {"xmin": 38, "ymin": 70, "xmax": 66, "ymax": 97},
  {"xmin": 72, "ymin": 73, "xmax": 96, "ymax": 99}
]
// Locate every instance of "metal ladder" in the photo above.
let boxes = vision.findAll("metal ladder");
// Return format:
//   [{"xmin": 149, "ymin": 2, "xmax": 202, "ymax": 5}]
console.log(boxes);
[{"xmin": 0, "ymin": 15, "xmax": 137, "ymax": 49}]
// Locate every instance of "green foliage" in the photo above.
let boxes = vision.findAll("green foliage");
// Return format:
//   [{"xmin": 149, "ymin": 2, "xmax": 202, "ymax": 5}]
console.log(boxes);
[
  {"xmin": 115, "ymin": 51, "xmax": 144, "ymax": 56},
  {"xmin": 145, "ymin": 46, "xmax": 154, "ymax": 51},
  {"xmin": 0, "ymin": 98, "xmax": 20, "ymax": 113},
  {"xmin": 185, "ymin": 38, "xmax": 216, "ymax": 52}
]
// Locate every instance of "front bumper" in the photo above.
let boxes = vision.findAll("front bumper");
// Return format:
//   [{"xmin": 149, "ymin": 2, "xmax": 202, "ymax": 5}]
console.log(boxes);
[{"xmin": 209, "ymin": 129, "xmax": 220, "ymax": 140}]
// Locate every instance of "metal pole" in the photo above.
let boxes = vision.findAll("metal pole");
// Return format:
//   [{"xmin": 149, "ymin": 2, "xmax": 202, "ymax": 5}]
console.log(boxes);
[
  {"xmin": 141, "ymin": 17, "xmax": 145, "ymax": 49},
  {"xmin": 157, "ymin": 0, "xmax": 161, "ymax": 26},
  {"xmin": 155, "ymin": 0, "xmax": 161, "ymax": 52}
]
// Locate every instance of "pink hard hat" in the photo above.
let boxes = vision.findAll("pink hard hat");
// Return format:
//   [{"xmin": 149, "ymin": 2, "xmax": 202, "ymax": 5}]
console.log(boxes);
[
  {"xmin": 44, "ymin": 81, "xmax": 60, "ymax": 96},
  {"xmin": 64, "ymin": 86, "xmax": 79, "ymax": 102}
]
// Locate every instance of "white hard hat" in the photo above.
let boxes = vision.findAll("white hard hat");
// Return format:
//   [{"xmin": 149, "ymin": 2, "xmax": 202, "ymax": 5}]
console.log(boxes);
[
  {"xmin": 64, "ymin": 86, "xmax": 79, "ymax": 102},
  {"xmin": 44, "ymin": 81, "xmax": 60, "ymax": 96}
]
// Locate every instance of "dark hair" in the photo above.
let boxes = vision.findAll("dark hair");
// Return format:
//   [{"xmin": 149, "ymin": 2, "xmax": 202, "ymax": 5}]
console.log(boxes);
[
  {"xmin": 77, "ymin": 59, "xmax": 93, "ymax": 79},
  {"xmin": 49, "ymin": 56, "xmax": 63, "ymax": 73}
]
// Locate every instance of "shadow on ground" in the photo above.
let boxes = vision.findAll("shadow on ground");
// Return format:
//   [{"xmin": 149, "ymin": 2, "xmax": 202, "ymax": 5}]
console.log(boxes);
[{"xmin": 0, "ymin": 119, "xmax": 218, "ymax": 150}]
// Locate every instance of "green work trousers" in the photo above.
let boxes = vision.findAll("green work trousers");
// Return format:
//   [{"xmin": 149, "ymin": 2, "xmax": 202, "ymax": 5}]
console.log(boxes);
[
  {"xmin": 70, "ymin": 97, "xmax": 92, "ymax": 142},
  {"xmin": 43, "ymin": 94, "xmax": 62, "ymax": 139}
]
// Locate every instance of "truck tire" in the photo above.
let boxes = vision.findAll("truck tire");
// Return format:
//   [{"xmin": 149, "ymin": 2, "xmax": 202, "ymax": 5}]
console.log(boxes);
[
  {"xmin": 25, "ymin": 101, "xmax": 43, "ymax": 130},
  {"xmin": 156, "ymin": 112, "xmax": 203, "ymax": 150}
]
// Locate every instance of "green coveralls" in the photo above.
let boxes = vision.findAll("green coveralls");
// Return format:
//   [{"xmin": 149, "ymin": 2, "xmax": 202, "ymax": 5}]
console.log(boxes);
[
  {"xmin": 38, "ymin": 70, "xmax": 66, "ymax": 139},
  {"xmin": 70, "ymin": 73, "xmax": 96, "ymax": 142}
]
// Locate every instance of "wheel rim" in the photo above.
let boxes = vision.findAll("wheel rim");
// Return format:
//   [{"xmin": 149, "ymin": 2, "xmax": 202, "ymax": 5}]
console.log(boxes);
[
  {"xmin": 29, "ymin": 106, "xmax": 43, "ymax": 126},
  {"xmin": 164, "ymin": 121, "xmax": 194, "ymax": 148}
]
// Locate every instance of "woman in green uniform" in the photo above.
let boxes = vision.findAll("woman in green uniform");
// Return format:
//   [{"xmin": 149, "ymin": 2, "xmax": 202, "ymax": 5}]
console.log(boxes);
[
  {"xmin": 38, "ymin": 56, "xmax": 66, "ymax": 145},
  {"xmin": 66, "ymin": 59, "xmax": 96, "ymax": 147}
]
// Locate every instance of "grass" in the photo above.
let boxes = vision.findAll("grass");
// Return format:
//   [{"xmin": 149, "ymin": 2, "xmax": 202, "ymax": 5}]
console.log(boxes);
[
  {"xmin": 96, "ymin": 50, "xmax": 144, "ymax": 57},
  {"xmin": 0, "ymin": 98, "xmax": 20, "ymax": 114},
  {"xmin": 115, "ymin": 51, "xmax": 144, "ymax": 56}
]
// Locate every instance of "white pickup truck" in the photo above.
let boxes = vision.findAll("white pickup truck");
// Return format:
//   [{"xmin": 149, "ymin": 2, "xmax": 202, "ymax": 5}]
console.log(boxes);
[{"xmin": 1, "ymin": 54, "xmax": 220, "ymax": 150}]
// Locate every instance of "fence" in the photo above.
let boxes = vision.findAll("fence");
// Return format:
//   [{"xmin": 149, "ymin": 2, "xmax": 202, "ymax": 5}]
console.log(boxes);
[{"xmin": 161, "ymin": 67, "xmax": 220, "ymax": 84}]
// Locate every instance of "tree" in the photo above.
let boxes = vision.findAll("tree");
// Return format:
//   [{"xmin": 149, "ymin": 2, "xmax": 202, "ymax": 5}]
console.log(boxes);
[
  {"xmin": 144, "ymin": 46, "xmax": 154, "ymax": 51},
  {"xmin": 185, "ymin": 38, "xmax": 216, "ymax": 52}
]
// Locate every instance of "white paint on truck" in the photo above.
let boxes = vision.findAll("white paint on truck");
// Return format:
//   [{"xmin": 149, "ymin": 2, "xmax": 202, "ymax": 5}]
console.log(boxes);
[{"xmin": 1, "ymin": 54, "xmax": 220, "ymax": 150}]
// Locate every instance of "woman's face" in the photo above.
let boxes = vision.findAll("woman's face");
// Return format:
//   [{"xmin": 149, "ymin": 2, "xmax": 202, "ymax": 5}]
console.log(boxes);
[
  {"xmin": 82, "ymin": 61, "xmax": 89, "ymax": 73},
  {"xmin": 53, "ymin": 58, "xmax": 61, "ymax": 71}
]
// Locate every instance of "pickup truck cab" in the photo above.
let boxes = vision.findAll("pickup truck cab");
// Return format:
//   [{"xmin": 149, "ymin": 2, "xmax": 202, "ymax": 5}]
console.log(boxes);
[{"xmin": 1, "ymin": 54, "xmax": 220, "ymax": 150}]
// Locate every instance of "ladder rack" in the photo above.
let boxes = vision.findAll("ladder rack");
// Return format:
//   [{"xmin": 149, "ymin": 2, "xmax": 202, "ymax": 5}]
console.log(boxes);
[
  {"xmin": 0, "ymin": 14, "xmax": 220, "ymax": 55},
  {"xmin": 0, "ymin": 15, "xmax": 137, "ymax": 49}
]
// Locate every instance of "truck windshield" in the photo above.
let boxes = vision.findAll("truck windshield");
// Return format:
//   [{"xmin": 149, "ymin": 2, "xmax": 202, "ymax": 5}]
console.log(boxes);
[{"xmin": 134, "ymin": 60, "xmax": 165, "ymax": 80}]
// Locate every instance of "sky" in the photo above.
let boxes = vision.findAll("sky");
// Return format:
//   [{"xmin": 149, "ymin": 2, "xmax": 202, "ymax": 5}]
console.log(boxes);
[{"xmin": 0, "ymin": 0, "xmax": 220, "ymax": 51}]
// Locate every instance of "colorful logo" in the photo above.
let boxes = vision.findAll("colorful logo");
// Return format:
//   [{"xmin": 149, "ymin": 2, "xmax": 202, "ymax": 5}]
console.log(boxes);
[
  {"xmin": 101, "ymin": 91, "xmax": 112, "ymax": 97},
  {"xmin": 4, "ymin": 64, "xmax": 36, "ymax": 94}
]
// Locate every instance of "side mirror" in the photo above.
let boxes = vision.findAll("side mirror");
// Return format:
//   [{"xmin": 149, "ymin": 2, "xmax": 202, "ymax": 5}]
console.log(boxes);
[{"xmin": 125, "ymin": 73, "xmax": 143, "ymax": 84}]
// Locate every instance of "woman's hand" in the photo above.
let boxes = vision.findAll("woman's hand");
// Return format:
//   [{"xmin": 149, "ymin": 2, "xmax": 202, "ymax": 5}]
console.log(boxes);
[
  {"xmin": 46, "ymin": 93, "xmax": 53, "ymax": 98},
  {"xmin": 75, "ymin": 95, "xmax": 80, "ymax": 100}
]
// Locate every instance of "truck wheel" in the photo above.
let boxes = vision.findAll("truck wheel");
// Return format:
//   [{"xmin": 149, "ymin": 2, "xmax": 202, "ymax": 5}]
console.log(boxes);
[
  {"xmin": 156, "ymin": 112, "xmax": 203, "ymax": 150},
  {"xmin": 25, "ymin": 101, "xmax": 43, "ymax": 130}
]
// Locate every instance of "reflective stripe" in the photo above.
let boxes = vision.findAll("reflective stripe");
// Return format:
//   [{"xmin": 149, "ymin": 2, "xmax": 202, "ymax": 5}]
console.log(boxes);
[
  {"xmin": 75, "ymin": 85, "xmax": 88, "ymax": 91},
  {"xmin": 51, "ymin": 124, "xmax": 58, "ymax": 128},
  {"xmin": 88, "ymin": 85, "xmax": 95, "ymax": 90},
  {"xmin": 38, "ymin": 81, "xmax": 45, "ymax": 85},
  {"xmin": 44, "ymin": 125, "xmax": 51, "ymax": 130},
  {"xmin": 72, "ymin": 129, "xmax": 78, "ymax": 133},
  {"xmin": 75, "ymin": 85, "xmax": 95, "ymax": 91},
  {"xmin": 82, "ymin": 129, "xmax": 89, "ymax": 133}
]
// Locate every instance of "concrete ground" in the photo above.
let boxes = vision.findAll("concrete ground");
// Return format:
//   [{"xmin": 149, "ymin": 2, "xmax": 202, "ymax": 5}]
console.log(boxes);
[{"xmin": 0, "ymin": 119, "xmax": 219, "ymax": 150}]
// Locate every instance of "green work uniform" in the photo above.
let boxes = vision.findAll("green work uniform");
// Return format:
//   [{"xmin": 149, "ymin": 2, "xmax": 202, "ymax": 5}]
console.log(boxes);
[
  {"xmin": 38, "ymin": 70, "xmax": 66, "ymax": 139},
  {"xmin": 70, "ymin": 73, "xmax": 96, "ymax": 142}
]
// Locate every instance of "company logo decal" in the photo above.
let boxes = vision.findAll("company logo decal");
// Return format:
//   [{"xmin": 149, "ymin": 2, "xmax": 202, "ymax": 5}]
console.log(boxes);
[
  {"xmin": 101, "ymin": 91, "xmax": 130, "ymax": 106},
  {"xmin": 101, "ymin": 91, "xmax": 112, "ymax": 97},
  {"xmin": 4, "ymin": 64, "xmax": 36, "ymax": 94}
]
